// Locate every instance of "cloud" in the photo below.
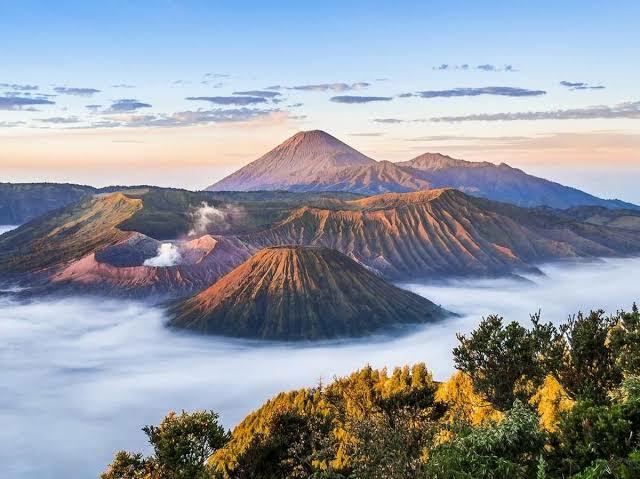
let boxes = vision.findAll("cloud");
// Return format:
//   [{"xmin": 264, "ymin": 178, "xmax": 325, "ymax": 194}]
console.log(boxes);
[
  {"xmin": 330, "ymin": 95, "xmax": 393, "ymax": 104},
  {"xmin": 204, "ymin": 73, "xmax": 230, "ymax": 78},
  {"xmin": 373, "ymin": 118, "xmax": 405, "ymax": 124},
  {"xmin": 430, "ymin": 100, "xmax": 640, "ymax": 122},
  {"xmin": 85, "ymin": 104, "xmax": 102, "ymax": 112},
  {"xmin": 53, "ymin": 87, "xmax": 101, "ymax": 96},
  {"xmin": 186, "ymin": 96, "xmax": 267, "ymax": 105},
  {"xmin": 75, "ymin": 107, "xmax": 280, "ymax": 129},
  {"xmin": 432, "ymin": 64, "xmax": 516, "ymax": 72},
  {"xmin": 2, "ymin": 257, "xmax": 639, "ymax": 479},
  {"xmin": 111, "ymin": 84, "xmax": 135, "ymax": 88},
  {"xmin": 104, "ymin": 99, "xmax": 152, "ymax": 113},
  {"xmin": 0, "ymin": 83, "xmax": 38, "ymax": 91},
  {"xmin": 233, "ymin": 90, "xmax": 281, "ymax": 98},
  {"xmin": 349, "ymin": 132, "xmax": 384, "ymax": 137},
  {"xmin": 0, "ymin": 120, "xmax": 26, "ymax": 128},
  {"xmin": 408, "ymin": 86, "xmax": 545, "ymax": 98},
  {"xmin": 0, "ymin": 96, "xmax": 55, "ymax": 110},
  {"xmin": 37, "ymin": 116, "xmax": 81, "ymax": 124},
  {"xmin": 201, "ymin": 73, "xmax": 229, "ymax": 86},
  {"xmin": 560, "ymin": 81, "xmax": 605, "ymax": 91},
  {"xmin": 289, "ymin": 82, "xmax": 370, "ymax": 92}
]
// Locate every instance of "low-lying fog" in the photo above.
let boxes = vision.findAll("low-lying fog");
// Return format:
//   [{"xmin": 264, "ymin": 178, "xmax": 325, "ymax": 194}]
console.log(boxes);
[{"xmin": 2, "ymin": 256, "xmax": 640, "ymax": 479}]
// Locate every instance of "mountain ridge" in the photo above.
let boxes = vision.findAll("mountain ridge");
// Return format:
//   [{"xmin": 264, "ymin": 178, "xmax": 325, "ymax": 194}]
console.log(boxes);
[{"xmin": 207, "ymin": 130, "xmax": 637, "ymax": 210}]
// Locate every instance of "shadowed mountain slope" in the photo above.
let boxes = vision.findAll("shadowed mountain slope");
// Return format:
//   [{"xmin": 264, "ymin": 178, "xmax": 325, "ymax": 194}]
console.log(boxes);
[
  {"xmin": 242, "ymin": 189, "xmax": 640, "ymax": 279},
  {"xmin": 0, "ymin": 182, "xmax": 96, "ymax": 224},
  {"xmin": 399, "ymin": 153, "xmax": 637, "ymax": 210},
  {"xmin": 169, "ymin": 246, "xmax": 448, "ymax": 340}
]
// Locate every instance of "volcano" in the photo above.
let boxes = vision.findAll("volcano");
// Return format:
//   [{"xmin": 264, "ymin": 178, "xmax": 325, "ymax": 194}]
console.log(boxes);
[
  {"xmin": 207, "ymin": 130, "xmax": 375, "ymax": 191},
  {"xmin": 169, "ymin": 246, "xmax": 448, "ymax": 340}
]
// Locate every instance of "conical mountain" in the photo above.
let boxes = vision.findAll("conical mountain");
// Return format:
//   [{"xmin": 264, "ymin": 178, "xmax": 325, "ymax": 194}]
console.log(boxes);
[
  {"xmin": 207, "ymin": 130, "xmax": 375, "ymax": 191},
  {"xmin": 169, "ymin": 246, "xmax": 448, "ymax": 340}
]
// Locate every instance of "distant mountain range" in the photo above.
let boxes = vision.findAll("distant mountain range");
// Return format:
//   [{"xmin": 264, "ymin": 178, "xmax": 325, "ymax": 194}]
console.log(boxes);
[
  {"xmin": 208, "ymin": 130, "xmax": 637, "ymax": 210},
  {"xmin": 169, "ymin": 246, "xmax": 448, "ymax": 340}
]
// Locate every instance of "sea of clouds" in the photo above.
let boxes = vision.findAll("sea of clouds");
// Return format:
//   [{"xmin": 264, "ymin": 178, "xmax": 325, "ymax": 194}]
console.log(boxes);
[{"xmin": 1, "ymin": 255, "xmax": 640, "ymax": 478}]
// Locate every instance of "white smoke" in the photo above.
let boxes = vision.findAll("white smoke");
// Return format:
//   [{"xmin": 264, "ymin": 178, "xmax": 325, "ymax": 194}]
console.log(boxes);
[
  {"xmin": 189, "ymin": 202, "xmax": 226, "ymax": 236},
  {"xmin": 143, "ymin": 243, "xmax": 182, "ymax": 267}
]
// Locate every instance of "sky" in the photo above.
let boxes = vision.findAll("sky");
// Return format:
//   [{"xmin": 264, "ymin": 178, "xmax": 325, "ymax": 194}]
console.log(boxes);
[{"xmin": 1, "ymin": 0, "xmax": 639, "ymax": 201}]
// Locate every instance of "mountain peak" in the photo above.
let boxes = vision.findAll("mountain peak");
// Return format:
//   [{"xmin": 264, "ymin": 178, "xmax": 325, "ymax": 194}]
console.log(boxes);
[
  {"xmin": 207, "ymin": 130, "xmax": 374, "ymax": 191},
  {"xmin": 399, "ymin": 153, "xmax": 472, "ymax": 171},
  {"xmin": 169, "ymin": 245, "xmax": 447, "ymax": 340}
]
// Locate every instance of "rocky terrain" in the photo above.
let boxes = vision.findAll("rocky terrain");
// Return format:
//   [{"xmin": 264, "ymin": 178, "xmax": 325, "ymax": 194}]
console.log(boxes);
[{"xmin": 242, "ymin": 188, "xmax": 640, "ymax": 279}]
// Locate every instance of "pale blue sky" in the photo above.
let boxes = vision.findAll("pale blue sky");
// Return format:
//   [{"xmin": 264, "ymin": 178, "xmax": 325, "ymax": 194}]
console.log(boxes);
[{"xmin": 0, "ymin": 0, "xmax": 638, "ymax": 200}]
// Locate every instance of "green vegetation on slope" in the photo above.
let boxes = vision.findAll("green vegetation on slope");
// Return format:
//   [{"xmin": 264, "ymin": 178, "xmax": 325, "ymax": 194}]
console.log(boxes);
[
  {"xmin": 103, "ymin": 303, "xmax": 640, "ymax": 478},
  {"xmin": 0, "ymin": 193, "xmax": 141, "ymax": 276},
  {"xmin": 118, "ymin": 188, "xmax": 363, "ymax": 239}
]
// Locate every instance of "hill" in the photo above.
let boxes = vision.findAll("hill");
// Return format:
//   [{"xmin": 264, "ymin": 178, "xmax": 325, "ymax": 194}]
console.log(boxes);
[
  {"xmin": 0, "ymin": 182, "xmax": 96, "ymax": 224},
  {"xmin": 169, "ymin": 246, "xmax": 448, "ymax": 340},
  {"xmin": 0, "ymin": 192, "xmax": 142, "ymax": 277}
]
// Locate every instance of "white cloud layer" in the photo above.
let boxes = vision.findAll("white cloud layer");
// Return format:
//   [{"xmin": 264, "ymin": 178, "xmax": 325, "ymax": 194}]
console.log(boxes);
[{"xmin": 1, "ymin": 257, "xmax": 639, "ymax": 478}]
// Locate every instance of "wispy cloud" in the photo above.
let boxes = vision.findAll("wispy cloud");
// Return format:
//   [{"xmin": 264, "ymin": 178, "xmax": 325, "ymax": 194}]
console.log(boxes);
[
  {"xmin": 287, "ymin": 82, "xmax": 370, "ymax": 92},
  {"xmin": 233, "ymin": 90, "xmax": 281, "ymax": 98},
  {"xmin": 372, "ymin": 118, "xmax": 405, "ymax": 123},
  {"xmin": 201, "ymin": 73, "xmax": 229, "ymax": 86},
  {"xmin": 186, "ymin": 96, "xmax": 267, "ymax": 105},
  {"xmin": 330, "ymin": 95, "xmax": 392, "ymax": 104},
  {"xmin": 560, "ymin": 81, "xmax": 605, "ymax": 91},
  {"xmin": 0, "ymin": 120, "xmax": 27, "ymax": 127},
  {"xmin": 104, "ymin": 99, "xmax": 152, "ymax": 113},
  {"xmin": 75, "ymin": 108, "xmax": 281, "ymax": 129},
  {"xmin": 432, "ymin": 64, "xmax": 516, "ymax": 72},
  {"xmin": 111, "ymin": 84, "xmax": 136, "ymax": 89},
  {"xmin": 0, "ymin": 96, "xmax": 55, "ymax": 110},
  {"xmin": 405, "ymin": 86, "xmax": 545, "ymax": 98},
  {"xmin": 53, "ymin": 86, "xmax": 101, "ymax": 96},
  {"xmin": 85, "ymin": 104, "xmax": 102, "ymax": 112},
  {"xmin": 37, "ymin": 116, "xmax": 81, "ymax": 124},
  {"xmin": 0, "ymin": 83, "xmax": 39, "ymax": 91},
  {"xmin": 350, "ymin": 132, "xmax": 384, "ymax": 137},
  {"xmin": 431, "ymin": 100, "xmax": 640, "ymax": 122},
  {"xmin": 204, "ymin": 73, "xmax": 230, "ymax": 79}
]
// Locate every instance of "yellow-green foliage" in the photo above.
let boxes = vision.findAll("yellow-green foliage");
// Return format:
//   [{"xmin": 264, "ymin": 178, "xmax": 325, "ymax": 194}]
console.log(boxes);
[
  {"xmin": 435, "ymin": 371, "xmax": 502, "ymax": 427},
  {"xmin": 529, "ymin": 374, "xmax": 574, "ymax": 431},
  {"xmin": 209, "ymin": 363, "xmax": 436, "ymax": 476}
]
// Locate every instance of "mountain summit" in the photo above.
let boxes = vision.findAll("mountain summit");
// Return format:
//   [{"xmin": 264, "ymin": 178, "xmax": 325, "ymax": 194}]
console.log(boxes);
[
  {"xmin": 207, "ymin": 130, "xmax": 375, "ymax": 191},
  {"xmin": 207, "ymin": 131, "xmax": 637, "ymax": 210},
  {"xmin": 168, "ymin": 245, "xmax": 447, "ymax": 340}
]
